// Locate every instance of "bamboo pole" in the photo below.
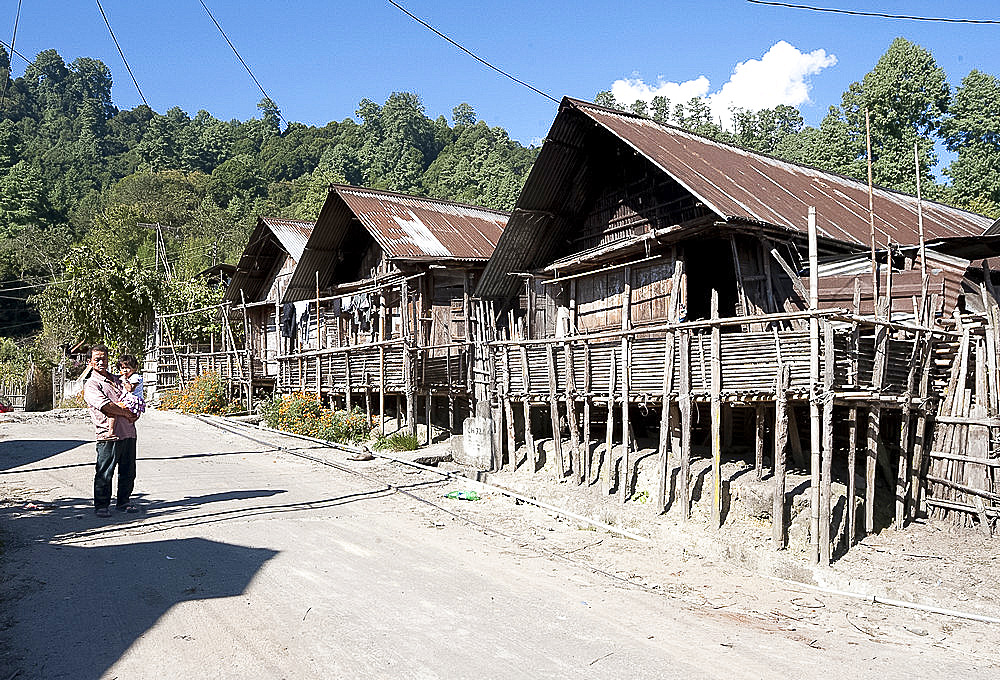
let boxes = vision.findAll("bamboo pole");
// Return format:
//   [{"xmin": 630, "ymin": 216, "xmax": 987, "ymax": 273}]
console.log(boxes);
[
  {"xmin": 657, "ymin": 331, "xmax": 676, "ymax": 511},
  {"xmin": 603, "ymin": 349, "xmax": 616, "ymax": 497},
  {"xmin": 679, "ymin": 329, "xmax": 692, "ymax": 520},
  {"xmin": 773, "ymin": 363, "xmax": 790, "ymax": 548},
  {"xmin": 711, "ymin": 289, "xmax": 723, "ymax": 527},
  {"xmin": 915, "ymin": 141, "xmax": 928, "ymax": 323},
  {"xmin": 896, "ymin": 334, "xmax": 921, "ymax": 528},
  {"xmin": 547, "ymin": 342, "xmax": 565, "ymax": 477},
  {"xmin": 583, "ymin": 340, "xmax": 592, "ymax": 484},
  {"xmin": 620, "ymin": 265, "xmax": 632, "ymax": 504},
  {"xmin": 504, "ymin": 345, "xmax": 516, "ymax": 471},
  {"xmin": 755, "ymin": 404, "xmax": 766, "ymax": 482},
  {"xmin": 402, "ymin": 281, "xmax": 416, "ymax": 436},
  {"xmin": 808, "ymin": 206, "xmax": 821, "ymax": 563},
  {"xmin": 821, "ymin": 319, "xmax": 835, "ymax": 565},
  {"xmin": 519, "ymin": 345, "xmax": 535, "ymax": 470},
  {"xmin": 847, "ymin": 405, "xmax": 858, "ymax": 546},
  {"xmin": 564, "ymin": 340, "xmax": 582, "ymax": 484}
]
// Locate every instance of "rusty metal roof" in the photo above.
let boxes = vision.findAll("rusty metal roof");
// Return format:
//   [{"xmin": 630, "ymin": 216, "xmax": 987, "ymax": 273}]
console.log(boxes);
[
  {"xmin": 225, "ymin": 216, "xmax": 314, "ymax": 303},
  {"xmin": 573, "ymin": 99, "xmax": 992, "ymax": 244},
  {"xmin": 281, "ymin": 185, "xmax": 509, "ymax": 302},
  {"xmin": 476, "ymin": 97, "xmax": 994, "ymax": 302},
  {"xmin": 333, "ymin": 186, "xmax": 507, "ymax": 260}
]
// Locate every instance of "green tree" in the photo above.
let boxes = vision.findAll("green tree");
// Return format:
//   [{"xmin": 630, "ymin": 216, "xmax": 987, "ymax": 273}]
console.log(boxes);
[
  {"xmin": 942, "ymin": 69, "xmax": 1000, "ymax": 211},
  {"xmin": 840, "ymin": 38, "xmax": 949, "ymax": 192}
]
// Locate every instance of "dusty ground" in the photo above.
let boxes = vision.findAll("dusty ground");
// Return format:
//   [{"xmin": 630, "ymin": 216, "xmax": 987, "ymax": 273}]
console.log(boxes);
[{"xmin": 1, "ymin": 408, "xmax": 998, "ymax": 678}]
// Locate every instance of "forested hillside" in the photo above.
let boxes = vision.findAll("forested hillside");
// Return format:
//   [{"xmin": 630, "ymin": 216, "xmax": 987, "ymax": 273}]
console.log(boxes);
[
  {"xmin": 0, "ymin": 48, "xmax": 536, "ymax": 349},
  {"xmin": 2, "ymin": 37, "xmax": 999, "ymax": 358}
]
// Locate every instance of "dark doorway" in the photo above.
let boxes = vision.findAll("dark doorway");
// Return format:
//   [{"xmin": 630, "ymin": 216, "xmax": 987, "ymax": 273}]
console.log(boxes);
[{"xmin": 684, "ymin": 239, "xmax": 739, "ymax": 320}]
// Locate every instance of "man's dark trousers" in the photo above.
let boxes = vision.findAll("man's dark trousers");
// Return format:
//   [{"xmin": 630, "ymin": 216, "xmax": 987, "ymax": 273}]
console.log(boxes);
[{"xmin": 94, "ymin": 438, "xmax": 137, "ymax": 510}]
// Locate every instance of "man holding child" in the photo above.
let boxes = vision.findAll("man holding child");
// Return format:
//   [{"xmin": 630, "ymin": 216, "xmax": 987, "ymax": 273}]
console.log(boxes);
[{"xmin": 83, "ymin": 344, "xmax": 142, "ymax": 517}]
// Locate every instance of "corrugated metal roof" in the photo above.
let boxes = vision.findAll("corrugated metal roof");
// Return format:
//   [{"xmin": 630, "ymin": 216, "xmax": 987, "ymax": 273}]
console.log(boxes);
[
  {"xmin": 476, "ymin": 97, "xmax": 995, "ymax": 302},
  {"xmin": 282, "ymin": 185, "xmax": 509, "ymax": 302},
  {"xmin": 573, "ymin": 99, "xmax": 992, "ymax": 245},
  {"xmin": 225, "ymin": 216, "xmax": 314, "ymax": 303},
  {"xmin": 334, "ymin": 186, "xmax": 507, "ymax": 260},
  {"xmin": 258, "ymin": 216, "xmax": 313, "ymax": 261}
]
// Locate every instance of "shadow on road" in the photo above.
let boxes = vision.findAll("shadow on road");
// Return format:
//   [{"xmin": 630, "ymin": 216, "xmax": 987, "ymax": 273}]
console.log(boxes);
[
  {"xmin": 2, "ymin": 535, "xmax": 277, "ymax": 680},
  {"xmin": 0, "ymin": 439, "xmax": 90, "ymax": 471}
]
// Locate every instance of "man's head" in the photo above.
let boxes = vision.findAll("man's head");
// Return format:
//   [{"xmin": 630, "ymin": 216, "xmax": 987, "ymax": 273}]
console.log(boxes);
[{"xmin": 90, "ymin": 345, "xmax": 110, "ymax": 374}]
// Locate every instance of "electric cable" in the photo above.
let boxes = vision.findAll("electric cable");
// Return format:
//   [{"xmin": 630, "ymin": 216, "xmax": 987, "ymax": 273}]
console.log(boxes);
[
  {"xmin": 196, "ymin": 0, "xmax": 286, "ymax": 128},
  {"xmin": 386, "ymin": 0, "xmax": 559, "ymax": 104},
  {"xmin": 95, "ymin": 0, "xmax": 149, "ymax": 108},
  {"xmin": 0, "ymin": 0, "xmax": 22, "ymax": 115},
  {"xmin": 747, "ymin": 0, "xmax": 1000, "ymax": 24}
]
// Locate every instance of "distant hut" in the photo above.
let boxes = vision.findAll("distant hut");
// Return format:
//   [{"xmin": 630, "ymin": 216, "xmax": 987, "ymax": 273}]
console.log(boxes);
[{"xmin": 274, "ymin": 185, "xmax": 508, "ymax": 438}]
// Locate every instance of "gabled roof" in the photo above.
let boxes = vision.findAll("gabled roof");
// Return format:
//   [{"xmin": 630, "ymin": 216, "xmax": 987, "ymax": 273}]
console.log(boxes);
[
  {"xmin": 476, "ymin": 97, "xmax": 994, "ymax": 301},
  {"xmin": 226, "ymin": 216, "xmax": 314, "ymax": 303},
  {"xmin": 282, "ymin": 185, "xmax": 508, "ymax": 301}
]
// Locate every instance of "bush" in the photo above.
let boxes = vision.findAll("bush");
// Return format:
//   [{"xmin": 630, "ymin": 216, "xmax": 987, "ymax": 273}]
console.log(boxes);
[
  {"xmin": 373, "ymin": 431, "xmax": 419, "ymax": 452},
  {"xmin": 259, "ymin": 392, "xmax": 373, "ymax": 444},
  {"xmin": 159, "ymin": 371, "xmax": 241, "ymax": 415}
]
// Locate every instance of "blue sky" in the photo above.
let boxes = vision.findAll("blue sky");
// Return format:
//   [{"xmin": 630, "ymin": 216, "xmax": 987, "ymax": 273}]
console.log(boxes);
[{"xmin": 5, "ymin": 1, "xmax": 1000, "ymax": 152}]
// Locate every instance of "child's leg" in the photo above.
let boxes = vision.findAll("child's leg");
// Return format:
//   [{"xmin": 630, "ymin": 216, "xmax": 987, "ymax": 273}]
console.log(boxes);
[{"xmin": 100, "ymin": 415, "xmax": 118, "ymax": 440}]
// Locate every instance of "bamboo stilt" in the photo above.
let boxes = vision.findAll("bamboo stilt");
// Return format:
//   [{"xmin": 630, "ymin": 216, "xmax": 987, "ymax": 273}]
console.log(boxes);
[
  {"xmin": 711, "ymin": 289, "xmax": 722, "ymax": 528},
  {"xmin": 774, "ymin": 363, "xmax": 790, "ymax": 548},
  {"xmin": 679, "ymin": 330, "xmax": 692, "ymax": 520},
  {"xmin": 847, "ymin": 406, "xmax": 858, "ymax": 546},
  {"xmin": 603, "ymin": 349, "xmax": 616, "ymax": 496},
  {"xmin": 656, "ymin": 331, "xmax": 676, "ymax": 512},
  {"xmin": 546, "ymin": 343, "xmax": 564, "ymax": 477},
  {"xmin": 820, "ymin": 320, "xmax": 835, "ymax": 565}
]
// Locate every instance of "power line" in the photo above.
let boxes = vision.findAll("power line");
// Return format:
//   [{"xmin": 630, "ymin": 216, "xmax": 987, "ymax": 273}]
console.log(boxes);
[
  {"xmin": 385, "ymin": 0, "xmax": 559, "ymax": 105},
  {"xmin": 0, "ymin": 38, "xmax": 28, "ymax": 64},
  {"xmin": 0, "ymin": 0, "xmax": 23, "ymax": 114},
  {"xmin": 746, "ymin": 0, "xmax": 1000, "ymax": 24},
  {"xmin": 95, "ymin": 0, "xmax": 149, "ymax": 108},
  {"xmin": 197, "ymin": 0, "xmax": 286, "ymax": 128}
]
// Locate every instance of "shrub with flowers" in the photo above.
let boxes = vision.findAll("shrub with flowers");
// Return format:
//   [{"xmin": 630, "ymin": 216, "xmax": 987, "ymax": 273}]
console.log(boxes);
[
  {"xmin": 259, "ymin": 392, "xmax": 373, "ymax": 444},
  {"xmin": 159, "ymin": 371, "xmax": 241, "ymax": 415}
]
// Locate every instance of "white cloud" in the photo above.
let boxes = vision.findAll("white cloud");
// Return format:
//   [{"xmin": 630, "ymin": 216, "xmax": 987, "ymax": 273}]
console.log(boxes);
[{"xmin": 608, "ymin": 41, "xmax": 837, "ymax": 130}]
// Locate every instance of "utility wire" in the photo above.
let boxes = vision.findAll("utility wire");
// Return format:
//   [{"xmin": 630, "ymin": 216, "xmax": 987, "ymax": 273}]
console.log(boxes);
[
  {"xmin": 0, "ymin": 38, "xmax": 27, "ymax": 64},
  {"xmin": 0, "ymin": 0, "xmax": 22, "ymax": 115},
  {"xmin": 746, "ymin": 0, "xmax": 1000, "ymax": 24},
  {"xmin": 386, "ymin": 0, "xmax": 559, "ymax": 104},
  {"xmin": 95, "ymin": 0, "xmax": 149, "ymax": 108},
  {"xmin": 197, "ymin": 0, "xmax": 286, "ymax": 127}
]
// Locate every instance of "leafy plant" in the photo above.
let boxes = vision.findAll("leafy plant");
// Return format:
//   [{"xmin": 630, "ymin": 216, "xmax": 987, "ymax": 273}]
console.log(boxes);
[
  {"xmin": 258, "ymin": 393, "xmax": 372, "ymax": 444},
  {"xmin": 159, "ymin": 371, "xmax": 240, "ymax": 414},
  {"xmin": 373, "ymin": 431, "xmax": 419, "ymax": 452}
]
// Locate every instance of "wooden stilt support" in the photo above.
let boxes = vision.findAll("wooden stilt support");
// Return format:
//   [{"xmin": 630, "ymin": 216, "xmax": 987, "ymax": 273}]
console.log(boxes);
[
  {"xmin": 897, "ymin": 334, "xmax": 921, "ymax": 528},
  {"xmin": 754, "ymin": 404, "xmax": 766, "ymax": 481},
  {"xmin": 564, "ymin": 341, "xmax": 582, "ymax": 484},
  {"xmin": 620, "ymin": 266, "xmax": 632, "ymax": 503},
  {"xmin": 603, "ymin": 349, "xmax": 616, "ymax": 496},
  {"xmin": 656, "ymin": 331, "xmax": 676, "ymax": 512},
  {"xmin": 503, "ymin": 345, "xmax": 516, "ymax": 472},
  {"xmin": 820, "ymin": 320, "xmax": 835, "ymax": 565},
  {"xmin": 773, "ymin": 363, "xmax": 790, "ymax": 548},
  {"xmin": 679, "ymin": 330, "xmax": 692, "ymax": 520},
  {"xmin": 847, "ymin": 406, "xmax": 858, "ymax": 547},
  {"xmin": 807, "ymin": 206, "xmax": 820, "ymax": 563},
  {"xmin": 519, "ymin": 345, "xmax": 535, "ymax": 471},
  {"xmin": 620, "ymin": 334, "xmax": 632, "ymax": 504},
  {"xmin": 583, "ymin": 340, "xmax": 592, "ymax": 484},
  {"xmin": 546, "ymin": 343, "xmax": 565, "ymax": 477},
  {"xmin": 710, "ymin": 289, "xmax": 722, "ymax": 527}
]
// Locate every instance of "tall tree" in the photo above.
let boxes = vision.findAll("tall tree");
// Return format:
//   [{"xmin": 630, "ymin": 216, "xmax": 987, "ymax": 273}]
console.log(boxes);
[
  {"xmin": 840, "ymin": 38, "xmax": 949, "ymax": 193},
  {"xmin": 942, "ymin": 69, "xmax": 1000, "ymax": 216}
]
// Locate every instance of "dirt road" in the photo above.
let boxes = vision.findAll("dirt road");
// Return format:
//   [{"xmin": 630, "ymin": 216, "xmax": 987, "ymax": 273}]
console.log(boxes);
[{"xmin": 1, "ymin": 409, "xmax": 997, "ymax": 679}]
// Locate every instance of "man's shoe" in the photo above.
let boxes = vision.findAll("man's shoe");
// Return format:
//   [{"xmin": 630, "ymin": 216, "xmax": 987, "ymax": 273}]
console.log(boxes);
[{"xmin": 95, "ymin": 507, "xmax": 111, "ymax": 518}]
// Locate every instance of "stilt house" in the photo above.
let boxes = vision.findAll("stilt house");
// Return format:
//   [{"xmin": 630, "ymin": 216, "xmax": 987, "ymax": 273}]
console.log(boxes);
[
  {"xmin": 472, "ymin": 97, "xmax": 998, "ymax": 561},
  {"xmin": 273, "ymin": 185, "xmax": 509, "ymax": 437},
  {"xmin": 153, "ymin": 216, "xmax": 313, "ymax": 401}
]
